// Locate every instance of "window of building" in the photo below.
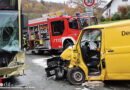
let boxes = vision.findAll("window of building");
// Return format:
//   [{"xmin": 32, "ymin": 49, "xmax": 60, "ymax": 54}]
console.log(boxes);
[{"xmin": 51, "ymin": 20, "xmax": 65, "ymax": 36}]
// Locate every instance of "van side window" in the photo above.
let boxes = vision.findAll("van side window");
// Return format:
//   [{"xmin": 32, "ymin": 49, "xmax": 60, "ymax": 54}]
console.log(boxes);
[
  {"xmin": 69, "ymin": 20, "xmax": 78, "ymax": 29},
  {"xmin": 51, "ymin": 20, "xmax": 65, "ymax": 36}
]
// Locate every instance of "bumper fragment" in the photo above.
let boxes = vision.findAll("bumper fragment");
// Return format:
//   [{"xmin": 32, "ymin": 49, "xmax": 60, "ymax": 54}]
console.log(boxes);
[{"xmin": 0, "ymin": 64, "xmax": 28, "ymax": 79}]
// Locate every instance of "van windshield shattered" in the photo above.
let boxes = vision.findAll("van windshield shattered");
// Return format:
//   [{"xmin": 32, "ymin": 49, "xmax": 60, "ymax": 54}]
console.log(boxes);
[
  {"xmin": 81, "ymin": 30, "xmax": 101, "ymax": 42},
  {"xmin": 0, "ymin": 11, "xmax": 19, "ymax": 51}
]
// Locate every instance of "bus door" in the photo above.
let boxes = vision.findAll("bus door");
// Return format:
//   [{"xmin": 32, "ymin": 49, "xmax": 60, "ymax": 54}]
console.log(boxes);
[{"xmin": 49, "ymin": 19, "xmax": 65, "ymax": 49}]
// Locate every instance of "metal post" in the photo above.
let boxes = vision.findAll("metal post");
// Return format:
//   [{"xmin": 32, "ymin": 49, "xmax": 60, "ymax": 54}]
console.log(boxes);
[{"xmin": 85, "ymin": 6, "xmax": 93, "ymax": 26}]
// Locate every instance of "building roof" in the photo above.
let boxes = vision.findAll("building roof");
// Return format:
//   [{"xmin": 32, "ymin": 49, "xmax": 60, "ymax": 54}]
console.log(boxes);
[{"xmin": 104, "ymin": 0, "xmax": 113, "ymax": 10}]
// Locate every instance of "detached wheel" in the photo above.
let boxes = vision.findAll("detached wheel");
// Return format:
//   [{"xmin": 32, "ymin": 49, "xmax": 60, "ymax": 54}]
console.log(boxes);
[{"xmin": 67, "ymin": 68, "xmax": 85, "ymax": 85}]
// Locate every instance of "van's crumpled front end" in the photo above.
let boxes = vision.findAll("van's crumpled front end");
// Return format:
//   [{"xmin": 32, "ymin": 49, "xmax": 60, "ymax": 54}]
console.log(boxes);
[{"xmin": 45, "ymin": 46, "xmax": 77, "ymax": 79}]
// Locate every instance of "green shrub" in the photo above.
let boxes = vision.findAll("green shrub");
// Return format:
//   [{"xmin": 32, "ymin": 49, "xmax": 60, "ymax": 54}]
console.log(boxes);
[
  {"xmin": 111, "ymin": 13, "xmax": 121, "ymax": 21},
  {"xmin": 127, "ymin": 5, "xmax": 130, "ymax": 11},
  {"xmin": 100, "ymin": 16, "xmax": 106, "ymax": 22},
  {"xmin": 126, "ymin": 11, "xmax": 130, "ymax": 19}
]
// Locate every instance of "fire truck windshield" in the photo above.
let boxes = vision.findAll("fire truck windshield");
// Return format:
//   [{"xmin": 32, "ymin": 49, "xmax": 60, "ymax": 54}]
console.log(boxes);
[
  {"xmin": 79, "ymin": 17, "xmax": 97, "ymax": 29},
  {"xmin": 0, "ymin": 11, "xmax": 19, "ymax": 52},
  {"xmin": 0, "ymin": 0, "xmax": 18, "ymax": 10}
]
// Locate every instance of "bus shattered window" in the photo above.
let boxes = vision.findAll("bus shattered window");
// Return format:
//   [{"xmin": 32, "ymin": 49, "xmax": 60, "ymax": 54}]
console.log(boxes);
[{"xmin": 0, "ymin": 11, "xmax": 19, "ymax": 51}]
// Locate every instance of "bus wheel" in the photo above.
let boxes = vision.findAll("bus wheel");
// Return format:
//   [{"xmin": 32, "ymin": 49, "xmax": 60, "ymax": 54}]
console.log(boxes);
[{"xmin": 67, "ymin": 68, "xmax": 85, "ymax": 85}]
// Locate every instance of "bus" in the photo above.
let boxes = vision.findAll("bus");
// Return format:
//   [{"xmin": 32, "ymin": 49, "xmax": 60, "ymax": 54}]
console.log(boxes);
[
  {"xmin": 27, "ymin": 15, "xmax": 98, "ymax": 54},
  {"xmin": 0, "ymin": 0, "xmax": 28, "ymax": 78}
]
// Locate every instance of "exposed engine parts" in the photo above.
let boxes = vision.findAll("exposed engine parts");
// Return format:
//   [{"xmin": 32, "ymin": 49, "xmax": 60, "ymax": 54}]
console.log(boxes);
[{"xmin": 45, "ymin": 57, "xmax": 70, "ymax": 79}]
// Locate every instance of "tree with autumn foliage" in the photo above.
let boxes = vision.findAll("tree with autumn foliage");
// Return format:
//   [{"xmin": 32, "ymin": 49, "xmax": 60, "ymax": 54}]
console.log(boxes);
[
  {"xmin": 65, "ymin": 0, "xmax": 107, "ymax": 21},
  {"xmin": 22, "ymin": 0, "xmax": 66, "ymax": 19},
  {"xmin": 65, "ymin": 0, "xmax": 85, "ymax": 16},
  {"xmin": 22, "ymin": 0, "xmax": 107, "ymax": 21}
]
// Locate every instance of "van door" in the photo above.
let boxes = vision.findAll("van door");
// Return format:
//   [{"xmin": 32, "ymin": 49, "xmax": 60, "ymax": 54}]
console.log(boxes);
[
  {"xmin": 105, "ymin": 26, "xmax": 130, "ymax": 79},
  {"xmin": 80, "ymin": 29, "xmax": 102, "ymax": 76},
  {"xmin": 49, "ymin": 19, "xmax": 65, "ymax": 49}
]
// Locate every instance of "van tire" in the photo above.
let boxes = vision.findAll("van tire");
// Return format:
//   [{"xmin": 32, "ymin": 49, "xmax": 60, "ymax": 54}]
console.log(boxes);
[{"xmin": 67, "ymin": 68, "xmax": 85, "ymax": 85}]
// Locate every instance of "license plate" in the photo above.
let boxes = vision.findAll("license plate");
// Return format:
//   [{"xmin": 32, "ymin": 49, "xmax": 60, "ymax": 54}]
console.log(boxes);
[{"xmin": 50, "ymin": 70, "xmax": 55, "ymax": 75}]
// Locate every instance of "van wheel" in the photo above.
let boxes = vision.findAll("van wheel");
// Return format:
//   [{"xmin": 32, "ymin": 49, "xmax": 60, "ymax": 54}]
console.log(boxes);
[{"xmin": 67, "ymin": 68, "xmax": 85, "ymax": 85}]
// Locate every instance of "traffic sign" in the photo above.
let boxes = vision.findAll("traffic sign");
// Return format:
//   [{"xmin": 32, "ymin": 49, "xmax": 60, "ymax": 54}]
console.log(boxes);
[
  {"xmin": 85, "ymin": 7, "xmax": 94, "ymax": 16},
  {"xmin": 84, "ymin": 0, "xmax": 95, "ymax": 7}
]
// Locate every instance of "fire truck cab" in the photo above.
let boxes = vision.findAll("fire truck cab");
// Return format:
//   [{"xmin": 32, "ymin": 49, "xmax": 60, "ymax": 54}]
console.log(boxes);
[{"xmin": 28, "ymin": 15, "xmax": 98, "ymax": 53}]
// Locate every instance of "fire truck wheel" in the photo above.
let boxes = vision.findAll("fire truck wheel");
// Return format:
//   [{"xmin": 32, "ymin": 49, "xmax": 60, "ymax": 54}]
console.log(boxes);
[
  {"xmin": 63, "ymin": 42, "xmax": 74, "ymax": 50},
  {"xmin": 31, "ymin": 51, "xmax": 36, "ymax": 54},
  {"xmin": 67, "ymin": 68, "xmax": 85, "ymax": 85},
  {"xmin": 32, "ymin": 50, "xmax": 44, "ymax": 55},
  {"xmin": 38, "ymin": 50, "xmax": 44, "ymax": 55},
  {"xmin": 50, "ymin": 50, "xmax": 60, "ymax": 55}
]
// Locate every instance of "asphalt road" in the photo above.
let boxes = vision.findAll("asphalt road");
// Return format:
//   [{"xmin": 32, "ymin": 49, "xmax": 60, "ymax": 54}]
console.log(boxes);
[{"xmin": 2, "ymin": 53, "xmax": 130, "ymax": 90}]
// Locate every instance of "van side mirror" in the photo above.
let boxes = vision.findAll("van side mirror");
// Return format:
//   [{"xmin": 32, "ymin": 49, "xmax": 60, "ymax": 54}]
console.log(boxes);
[
  {"xmin": 22, "ymin": 14, "xmax": 28, "ymax": 29},
  {"xmin": 94, "ymin": 17, "xmax": 98, "ymax": 25}
]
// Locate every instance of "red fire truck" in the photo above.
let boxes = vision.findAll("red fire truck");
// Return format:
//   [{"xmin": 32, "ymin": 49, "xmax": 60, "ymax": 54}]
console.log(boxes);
[{"xmin": 27, "ymin": 14, "xmax": 98, "ymax": 53}]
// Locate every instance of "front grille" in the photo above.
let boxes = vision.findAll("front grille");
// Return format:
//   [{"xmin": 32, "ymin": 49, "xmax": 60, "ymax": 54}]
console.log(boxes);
[{"xmin": 0, "ymin": 52, "xmax": 16, "ymax": 67}]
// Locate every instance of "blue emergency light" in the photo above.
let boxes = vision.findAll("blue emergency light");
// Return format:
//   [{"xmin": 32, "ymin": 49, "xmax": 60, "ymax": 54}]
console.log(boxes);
[{"xmin": 76, "ymin": 12, "xmax": 80, "ymax": 16}]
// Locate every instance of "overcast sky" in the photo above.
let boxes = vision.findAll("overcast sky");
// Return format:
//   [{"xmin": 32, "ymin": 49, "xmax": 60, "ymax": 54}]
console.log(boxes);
[
  {"xmin": 41, "ymin": 0, "xmax": 111, "ymax": 3},
  {"xmin": 38, "ymin": 0, "xmax": 68, "ymax": 3}
]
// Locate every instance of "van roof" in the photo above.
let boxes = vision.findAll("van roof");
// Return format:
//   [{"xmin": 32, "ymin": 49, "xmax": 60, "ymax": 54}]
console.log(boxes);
[{"xmin": 84, "ymin": 20, "xmax": 130, "ymax": 30}]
